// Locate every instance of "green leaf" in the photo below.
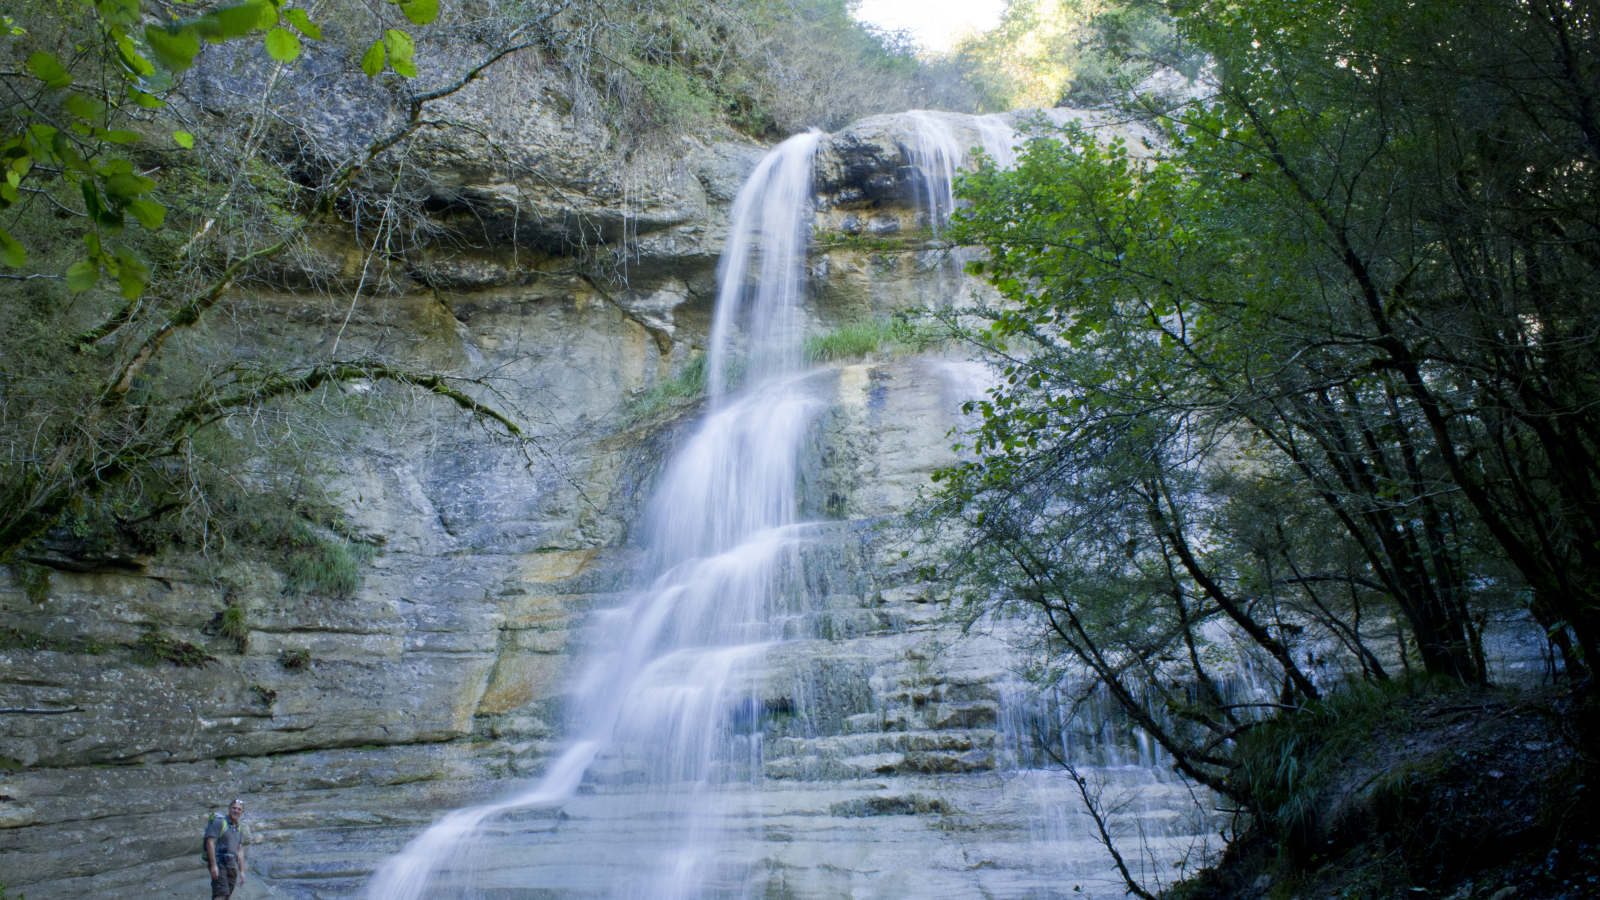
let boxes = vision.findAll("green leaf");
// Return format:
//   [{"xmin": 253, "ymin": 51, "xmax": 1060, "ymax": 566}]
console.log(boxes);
[
  {"xmin": 131, "ymin": 90, "xmax": 165, "ymax": 109},
  {"xmin": 173, "ymin": 131, "xmax": 195, "ymax": 148},
  {"xmin": 144, "ymin": 69, "xmax": 176, "ymax": 93},
  {"xmin": 95, "ymin": 0, "xmax": 141, "ymax": 26},
  {"xmin": 263, "ymin": 27, "xmax": 301, "ymax": 62},
  {"xmin": 84, "ymin": 180, "xmax": 125, "ymax": 232},
  {"xmin": 113, "ymin": 247, "xmax": 149, "ymax": 299},
  {"xmin": 103, "ymin": 172, "xmax": 156, "ymax": 199},
  {"xmin": 188, "ymin": 16, "xmax": 226, "ymax": 44},
  {"xmin": 399, "ymin": 0, "xmax": 438, "ymax": 26},
  {"xmin": 359, "ymin": 39, "xmax": 386, "ymax": 77},
  {"xmin": 211, "ymin": 2, "xmax": 273, "ymax": 38},
  {"xmin": 0, "ymin": 226, "xmax": 24, "ymax": 268},
  {"xmin": 56, "ymin": 139, "xmax": 90, "ymax": 173},
  {"xmin": 26, "ymin": 52, "xmax": 72, "ymax": 89},
  {"xmin": 145, "ymin": 25, "xmax": 202, "ymax": 72},
  {"xmin": 81, "ymin": 180, "xmax": 104, "ymax": 220},
  {"xmin": 282, "ymin": 8, "xmax": 322, "ymax": 39},
  {"xmin": 116, "ymin": 268, "xmax": 147, "ymax": 299},
  {"xmin": 384, "ymin": 29, "xmax": 416, "ymax": 78},
  {"xmin": 115, "ymin": 32, "xmax": 157, "ymax": 77},
  {"xmin": 96, "ymin": 129, "xmax": 142, "ymax": 145},
  {"xmin": 127, "ymin": 199, "xmax": 166, "ymax": 229},
  {"xmin": 66, "ymin": 258, "xmax": 99, "ymax": 292},
  {"xmin": 63, "ymin": 93, "xmax": 106, "ymax": 121}
]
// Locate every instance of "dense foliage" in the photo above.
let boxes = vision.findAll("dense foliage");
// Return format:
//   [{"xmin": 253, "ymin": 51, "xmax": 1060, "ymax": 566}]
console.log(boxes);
[
  {"xmin": 0, "ymin": 0, "xmax": 542, "ymax": 580},
  {"xmin": 931, "ymin": 0, "xmax": 1600, "ymax": 835},
  {"xmin": 525, "ymin": 0, "xmax": 986, "ymax": 136}
]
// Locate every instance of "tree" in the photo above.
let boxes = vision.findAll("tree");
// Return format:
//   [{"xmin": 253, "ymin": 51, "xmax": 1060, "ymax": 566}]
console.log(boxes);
[
  {"xmin": 0, "ymin": 0, "xmax": 541, "ymax": 567},
  {"xmin": 1167, "ymin": 0, "xmax": 1600, "ymax": 676},
  {"xmin": 927, "ymin": 0, "xmax": 1599, "ymax": 810}
]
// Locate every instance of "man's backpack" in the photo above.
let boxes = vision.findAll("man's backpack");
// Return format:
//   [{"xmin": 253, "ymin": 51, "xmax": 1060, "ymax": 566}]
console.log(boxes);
[{"xmin": 199, "ymin": 813, "xmax": 229, "ymax": 864}]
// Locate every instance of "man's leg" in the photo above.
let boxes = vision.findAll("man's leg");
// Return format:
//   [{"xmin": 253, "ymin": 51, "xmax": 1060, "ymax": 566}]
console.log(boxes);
[{"xmin": 211, "ymin": 861, "xmax": 240, "ymax": 899}]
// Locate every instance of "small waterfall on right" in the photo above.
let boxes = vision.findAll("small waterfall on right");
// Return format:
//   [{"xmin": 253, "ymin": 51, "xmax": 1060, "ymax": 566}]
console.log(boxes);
[{"xmin": 888, "ymin": 108, "xmax": 1228, "ymax": 896}]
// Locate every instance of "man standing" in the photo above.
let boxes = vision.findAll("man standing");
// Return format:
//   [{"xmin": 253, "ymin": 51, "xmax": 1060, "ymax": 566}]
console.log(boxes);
[{"xmin": 204, "ymin": 798, "xmax": 247, "ymax": 899}]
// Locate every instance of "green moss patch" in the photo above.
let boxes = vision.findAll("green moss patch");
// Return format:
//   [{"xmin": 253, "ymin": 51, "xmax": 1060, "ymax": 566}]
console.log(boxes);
[
  {"xmin": 0, "ymin": 626, "xmax": 108, "ymax": 655},
  {"xmin": 127, "ymin": 629, "xmax": 215, "ymax": 668},
  {"xmin": 278, "ymin": 647, "xmax": 312, "ymax": 670}
]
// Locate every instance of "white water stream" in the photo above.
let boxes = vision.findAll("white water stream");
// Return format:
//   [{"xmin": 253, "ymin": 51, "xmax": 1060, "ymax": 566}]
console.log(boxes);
[{"xmin": 367, "ymin": 130, "xmax": 826, "ymax": 900}]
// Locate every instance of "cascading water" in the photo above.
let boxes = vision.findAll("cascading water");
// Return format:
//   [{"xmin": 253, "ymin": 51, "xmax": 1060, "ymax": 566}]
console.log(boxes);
[
  {"xmin": 899, "ymin": 110, "xmax": 1016, "ymax": 231},
  {"xmin": 899, "ymin": 109, "xmax": 1089, "ymax": 229},
  {"xmin": 366, "ymin": 112, "xmax": 1220, "ymax": 900},
  {"xmin": 366, "ymin": 130, "xmax": 825, "ymax": 900}
]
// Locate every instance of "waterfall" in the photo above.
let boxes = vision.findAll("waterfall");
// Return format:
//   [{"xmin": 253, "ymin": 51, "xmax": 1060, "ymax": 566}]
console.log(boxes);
[
  {"xmin": 366, "ymin": 131, "xmax": 824, "ymax": 900},
  {"xmin": 898, "ymin": 110, "xmax": 1025, "ymax": 232},
  {"xmin": 705, "ymin": 131, "xmax": 823, "ymax": 399},
  {"xmin": 363, "ymin": 113, "xmax": 1218, "ymax": 900}
]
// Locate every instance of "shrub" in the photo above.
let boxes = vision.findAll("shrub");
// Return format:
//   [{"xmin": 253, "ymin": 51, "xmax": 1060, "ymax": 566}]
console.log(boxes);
[{"xmin": 1232, "ymin": 678, "xmax": 1449, "ymax": 863}]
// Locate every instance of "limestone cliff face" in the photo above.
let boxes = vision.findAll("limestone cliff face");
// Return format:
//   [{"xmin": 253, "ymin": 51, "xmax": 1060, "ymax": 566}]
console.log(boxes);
[{"xmin": 0, "ymin": 83, "xmax": 1179, "ymax": 899}]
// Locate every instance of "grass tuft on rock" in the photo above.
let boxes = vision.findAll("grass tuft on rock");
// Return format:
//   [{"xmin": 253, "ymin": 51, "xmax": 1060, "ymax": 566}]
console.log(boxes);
[
  {"xmin": 625, "ymin": 354, "xmax": 708, "ymax": 424},
  {"xmin": 805, "ymin": 318, "xmax": 932, "ymax": 364},
  {"xmin": 217, "ymin": 606, "xmax": 249, "ymax": 653},
  {"xmin": 281, "ymin": 521, "xmax": 374, "ymax": 597}
]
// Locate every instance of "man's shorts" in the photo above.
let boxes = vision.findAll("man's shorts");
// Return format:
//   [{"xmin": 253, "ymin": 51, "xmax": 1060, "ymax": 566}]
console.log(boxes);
[{"xmin": 211, "ymin": 860, "xmax": 241, "ymax": 899}]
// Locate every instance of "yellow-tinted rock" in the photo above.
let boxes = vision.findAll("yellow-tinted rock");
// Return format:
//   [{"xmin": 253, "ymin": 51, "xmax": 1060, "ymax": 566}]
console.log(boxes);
[
  {"xmin": 476, "ymin": 653, "xmax": 565, "ymax": 715},
  {"xmin": 519, "ymin": 550, "xmax": 598, "ymax": 583}
]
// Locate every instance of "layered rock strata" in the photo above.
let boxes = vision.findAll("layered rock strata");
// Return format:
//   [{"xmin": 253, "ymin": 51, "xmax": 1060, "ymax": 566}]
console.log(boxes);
[{"xmin": 1, "ymin": 88, "xmax": 1205, "ymax": 899}]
